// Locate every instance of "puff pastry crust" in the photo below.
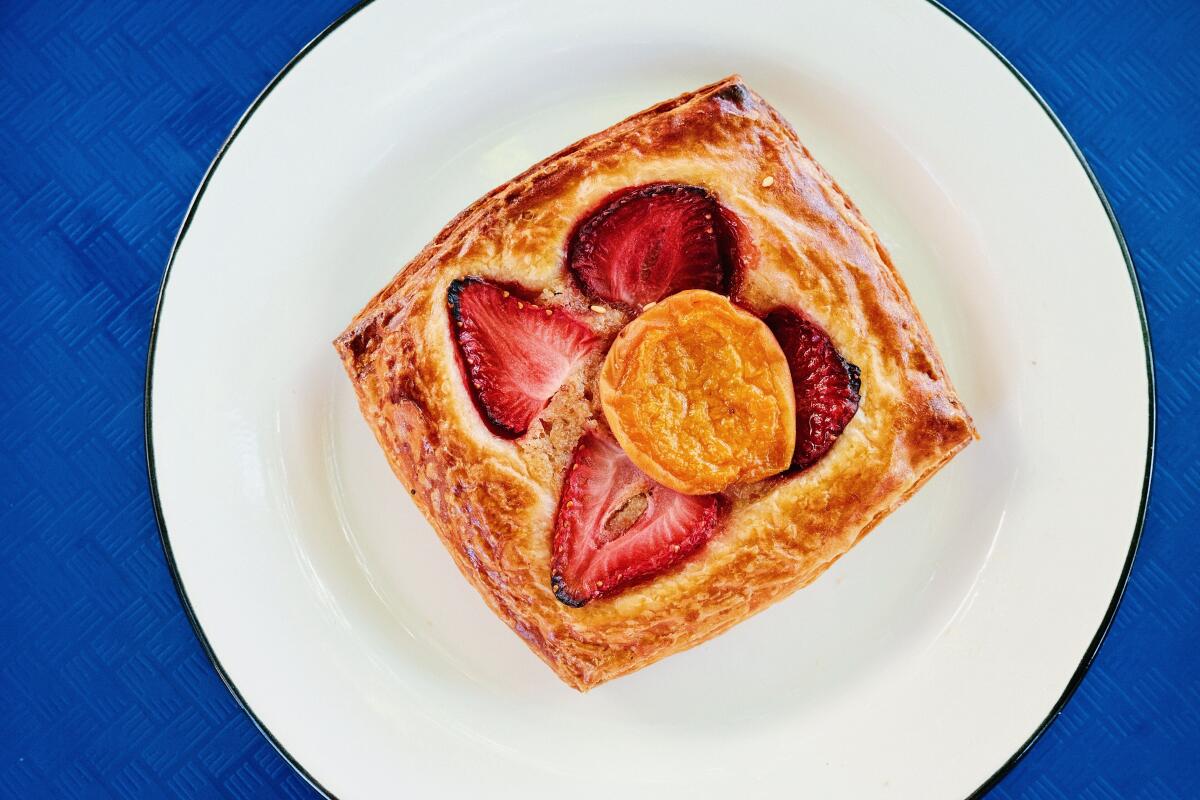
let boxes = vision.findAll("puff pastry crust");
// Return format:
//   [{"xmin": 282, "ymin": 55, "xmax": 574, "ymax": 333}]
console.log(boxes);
[{"xmin": 334, "ymin": 75, "xmax": 977, "ymax": 691}]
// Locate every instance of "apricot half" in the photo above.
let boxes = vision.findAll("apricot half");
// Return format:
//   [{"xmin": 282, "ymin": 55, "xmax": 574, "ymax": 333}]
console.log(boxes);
[{"xmin": 599, "ymin": 290, "xmax": 796, "ymax": 494}]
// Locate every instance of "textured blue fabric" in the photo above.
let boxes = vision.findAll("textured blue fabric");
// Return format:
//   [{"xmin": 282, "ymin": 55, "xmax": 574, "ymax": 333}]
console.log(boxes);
[{"xmin": 0, "ymin": 1, "xmax": 1195, "ymax": 797}]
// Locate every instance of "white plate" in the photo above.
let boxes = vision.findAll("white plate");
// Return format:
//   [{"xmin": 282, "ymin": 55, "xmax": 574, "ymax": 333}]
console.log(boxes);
[{"xmin": 146, "ymin": 1, "xmax": 1153, "ymax": 797}]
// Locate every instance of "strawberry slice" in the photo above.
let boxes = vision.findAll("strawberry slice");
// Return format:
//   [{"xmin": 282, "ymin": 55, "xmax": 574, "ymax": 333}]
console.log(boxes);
[
  {"xmin": 566, "ymin": 183, "xmax": 736, "ymax": 310},
  {"xmin": 449, "ymin": 279, "xmax": 601, "ymax": 438},
  {"xmin": 551, "ymin": 429, "xmax": 720, "ymax": 606},
  {"xmin": 765, "ymin": 308, "xmax": 862, "ymax": 470}
]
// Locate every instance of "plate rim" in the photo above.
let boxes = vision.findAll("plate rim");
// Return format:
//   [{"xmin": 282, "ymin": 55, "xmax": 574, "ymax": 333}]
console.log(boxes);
[{"xmin": 142, "ymin": 2, "xmax": 1156, "ymax": 797}]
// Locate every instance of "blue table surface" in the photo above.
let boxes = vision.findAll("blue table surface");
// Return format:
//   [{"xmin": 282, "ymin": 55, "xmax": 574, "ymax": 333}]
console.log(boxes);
[{"xmin": 1, "ymin": 1, "xmax": 1197, "ymax": 797}]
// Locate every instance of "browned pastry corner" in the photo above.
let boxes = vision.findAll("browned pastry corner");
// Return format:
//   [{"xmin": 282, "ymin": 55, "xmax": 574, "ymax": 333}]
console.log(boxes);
[{"xmin": 334, "ymin": 75, "xmax": 977, "ymax": 691}]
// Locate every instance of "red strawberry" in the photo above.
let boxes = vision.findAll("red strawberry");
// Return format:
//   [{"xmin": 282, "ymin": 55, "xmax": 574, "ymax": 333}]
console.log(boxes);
[
  {"xmin": 449, "ymin": 279, "xmax": 601, "ymax": 438},
  {"xmin": 566, "ymin": 183, "xmax": 736, "ymax": 310},
  {"xmin": 551, "ymin": 429, "xmax": 719, "ymax": 606},
  {"xmin": 765, "ymin": 308, "xmax": 862, "ymax": 470}
]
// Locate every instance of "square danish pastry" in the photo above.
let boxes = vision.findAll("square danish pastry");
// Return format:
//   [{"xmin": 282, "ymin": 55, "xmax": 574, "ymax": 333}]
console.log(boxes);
[{"xmin": 334, "ymin": 76, "xmax": 977, "ymax": 690}]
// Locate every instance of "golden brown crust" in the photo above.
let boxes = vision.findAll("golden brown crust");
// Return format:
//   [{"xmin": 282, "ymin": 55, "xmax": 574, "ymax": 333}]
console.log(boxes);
[{"xmin": 333, "ymin": 76, "xmax": 977, "ymax": 691}]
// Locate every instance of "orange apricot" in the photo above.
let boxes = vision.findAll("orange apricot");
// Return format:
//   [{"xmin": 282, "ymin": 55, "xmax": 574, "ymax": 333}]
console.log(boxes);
[{"xmin": 599, "ymin": 290, "xmax": 795, "ymax": 494}]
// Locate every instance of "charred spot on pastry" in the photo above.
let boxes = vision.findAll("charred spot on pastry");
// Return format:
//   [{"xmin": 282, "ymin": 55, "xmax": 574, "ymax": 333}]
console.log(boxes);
[
  {"xmin": 337, "ymin": 318, "xmax": 384, "ymax": 377},
  {"xmin": 714, "ymin": 81, "xmax": 751, "ymax": 109},
  {"xmin": 765, "ymin": 307, "xmax": 862, "ymax": 470},
  {"xmin": 565, "ymin": 183, "xmax": 744, "ymax": 310},
  {"xmin": 551, "ymin": 429, "xmax": 720, "ymax": 606},
  {"xmin": 448, "ymin": 278, "xmax": 601, "ymax": 438},
  {"xmin": 445, "ymin": 276, "xmax": 472, "ymax": 313},
  {"xmin": 846, "ymin": 360, "xmax": 863, "ymax": 396},
  {"xmin": 550, "ymin": 574, "xmax": 587, "ymax": 608}
]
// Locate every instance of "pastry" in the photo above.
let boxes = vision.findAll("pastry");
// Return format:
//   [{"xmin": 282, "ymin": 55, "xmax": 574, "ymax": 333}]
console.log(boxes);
[{"xmin": 334, "ymin": 75, "xmax": 977, "ymax": 690}]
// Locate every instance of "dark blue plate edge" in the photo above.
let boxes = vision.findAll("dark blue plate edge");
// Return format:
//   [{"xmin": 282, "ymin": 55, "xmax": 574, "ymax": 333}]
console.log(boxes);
[
  {"xmin": 142, "ymin": 2, "xmax": 1157, "ymax": 798},
  {"xmin": 926, "ymin": 2, "xmax": 1157, "ymax": 796},
  {"xmin": 144, "ymin": 4, "xmax": 373, "ymax": 798}
]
